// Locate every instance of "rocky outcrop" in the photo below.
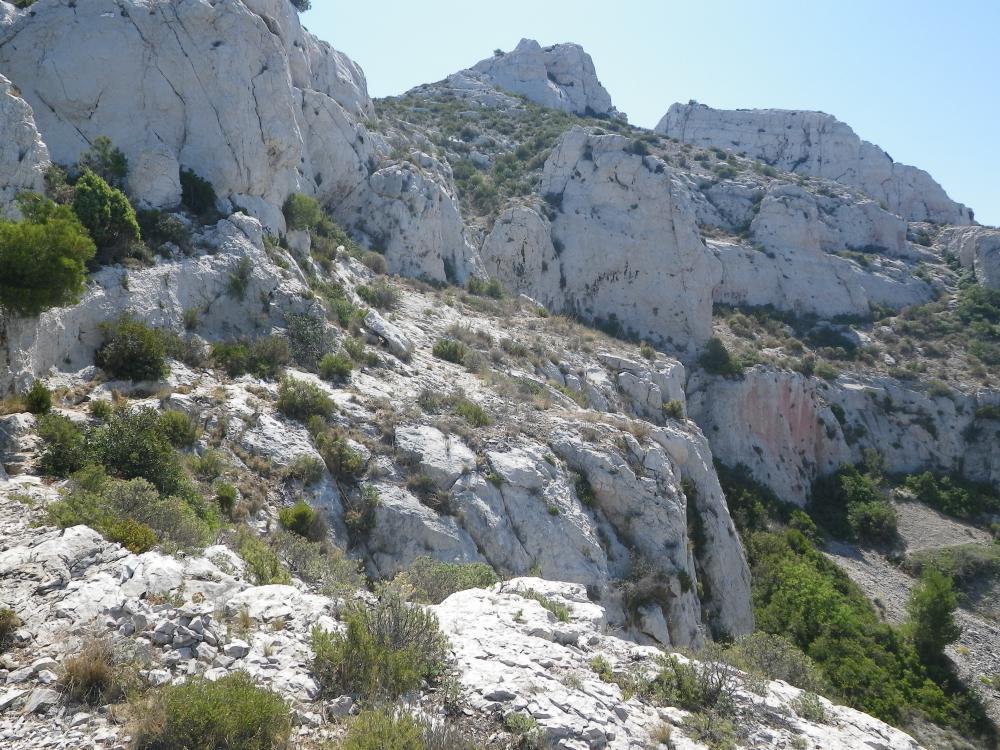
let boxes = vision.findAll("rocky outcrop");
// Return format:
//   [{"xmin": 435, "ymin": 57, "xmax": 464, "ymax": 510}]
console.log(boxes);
[
  {"xmin": 0, "ymin": 73, "xmax": 48, "ymax": 218},
  {"xmin": 436, "ymin": 580, "xmax": 924, "ymax": 749},
  {"xmin": 657, "ymin": 103, "xmax": 972, "ymax": 225},
  {"xmin": 939, "ymin": 225, "xmax": 1000, "ymax": 289},
  {"xmin": 0, "ymin": 214, "xmax": 316, "ymax": 393},
  {"xmin": 483, "ymin": 128, "xmax": 720, "ymax": 351},
  {"xmin": 0, "ymin": 0, "xmax": 375, "ymax": 231},
  {"xmin": 689, "ymin": 367, "xmax": 1000, "ymax": 504},
  {"xmin": 456, "ymin": 38, "xmax": 619, "ymax": 118}
]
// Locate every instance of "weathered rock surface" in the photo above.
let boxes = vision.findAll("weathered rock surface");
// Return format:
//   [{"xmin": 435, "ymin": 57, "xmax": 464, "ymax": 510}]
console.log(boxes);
[
  {"xmin": 458, "ymin": 38, "xmax": 619, "ymax": 117},
  {"xmin": 0, "ymin": 73, "xmax": 48, "ymax": 218},
  {"xmin": 0, "ymin": 0, "xmax": 375, "ymax": 230},
  {"xmin": 484, "ymin": 127, "xmax": 720, "ymax": 351},
  {"xmin": 436, "ymin": 580, "xmax": 924, "ymax": 749},
  {"xmin": 689, "ymin": 367, "xmax": 1000, "ymax": 504},
  {"xmin": 657, "ymin": 103, "xmax": 972, "ymax": 225},
  {"xmin": 939, "ymin": 224, "xmax": 1000, "ymax": 289}
]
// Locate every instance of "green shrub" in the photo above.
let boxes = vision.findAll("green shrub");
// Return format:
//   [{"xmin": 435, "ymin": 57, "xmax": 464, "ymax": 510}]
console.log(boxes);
[
  {"xmin": 792, "ymin": 692, "xmax": 828, "ymax": 723},
  {"xmin": 662, "ymin": 399, "xmax": 684, "ymax": 419},
  {"xmin": 343, "ymin": 484, "xmax": 380, "ymax": 539},
  {"xmin": 286, "ymin": 313, "xmax": 330, "ymax": 370},
  {"xmin": 356, "ymin": 282, "xmax": 399, "ymax": 310},
  {"xmin": 78, "ymin": 136, "xmax": 128, "ymax": 188},
  {"xmin": 393, "ymin": 557, "xmax": 498, "ymax": 604},
  {"xmin": 0, "ymin": 608, "xmax": 22, "ymax": 652},
  {"xmin": 432, "ymin": 338, "xmax": 469, "ymax": 364},
  {"xmin": 903, "ymin": 472, "xmax": 999, "ymax": 519},
  {"xmin": 190, "ymin": 448, "xmax": 227, "ymax": 482},
  {"xmin": 810, "ymin": 465, "xmax": 896, "ymax": 543},
  {"xmin": 215, "ymin": 482, "xmax": 238, "ymax": 515},
  {"xmin": 903, "ymin": 543, "xmax": 1000, "ymax": 591},
  {"xmin": 643, "ymin": 652, "xmax": 739, "ymax": 712},
  {"xmin": 282, "ymin": 193, "xmax": 323, "ymax": 232},
  {"xmin": 466, "ymin": 276, "xmax": 505, "ymax": 299},
  {"xmin": 276, "ymin": 376, "xmax": 334, "ymax": 422},
  {"xmin": 211, "ymin": 336, "xmax": 290, "ymax": 380},
  {"xmin": 453, "ymin": 398, "xmax": 491, "ymax": 427},
  {"xmin": 311, "ymin": 588, "xmax": 449, "ymax": 700},
  {"xmin": 130, "ymin": 672, "xmax": 291, "ymax": 750},
  {"xmin": 516, "ymin": 588, "xmax": 569, "ymax": 622},
  {"xmin": 341, "ymin": 709, "xmax": 424, "ymax": 750},
  {"xmin": 24, "ymin": 380, "xmax": 51, "ymax": 414},
  {"xmin": 270, "ymin": 530, "xmax": 363, "ymax": 597},
  {"xmin": 157, "ymin": 410, "xmax": 197, "ymax": 448},
  {"xmin": 725, "ymin": 632, "xmax": 827, "ymax": 693},
  {"xmin": 0, "ymin": 193, "xmax": 95, "ymax": 317},
  {"xmin": 313, "ymin": 428, "xmax": 366, "ymax": 481},
  {"xmin": 227, "ymin": 257, "xmax": 253, "ymax": 300},
  {"xmin": 179, "ymin": 168, "xmax": 218, "ymax": 218},
  {"xmin": 136, "ymin": 209, "xmax": 192, "ymax": 256},
  {"xmin": 238, "ymin": 530, "xmax": 291, "ymax": 585},
  {"xmin": 907, "ymin": 567, "xmax": 961, "ymax": 665},
  {"xmin": 682, "ymin": 711, "xmax": 736, "ymax": 750},
  {"xmin": 59, "ymin": 638, "xmax": 131, "ymax": 705},
  {"xmin": 72, "ymin": 169, "xmax": 141, "ymax": 263},
  {"xmin": 95, "ymin": 316, "xmax": 169, "ymax": 381},
  {"xmin": 285, "ymin": 454, "xmax": 325, "ymax": 485},
  {"xmin": 319, "ymin": 353, "xmax": 353, "ymax": 380},
  {"xmin": 49, "ymin": 468, "xmax": 214, "ymax": 549},
  {"xmin": 700, "ymin": 337, "xmax": 743, "ymax": 375},
  {"xmin": 278, "ymin": 499, "xmax": 326, "ymax": 541},
  {"xmin": 89, "ymin": 407, "xmax": 187, "ymax": 495},
  {"xmin": 361, "ymin": 251, "xmax": 387, "ymax": 275},
  {"xmin": 37, "ymin": 413, "xmax": 88, "ymax": 476}
]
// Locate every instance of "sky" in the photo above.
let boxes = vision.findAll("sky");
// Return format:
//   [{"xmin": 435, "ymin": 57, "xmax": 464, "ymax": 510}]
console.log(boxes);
[{"xmin": 303, "ymin": 1, "xmax": 999, "ymax": 226}]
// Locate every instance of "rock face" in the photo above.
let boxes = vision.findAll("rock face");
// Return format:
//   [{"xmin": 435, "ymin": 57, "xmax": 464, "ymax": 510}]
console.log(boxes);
[
  {"xmin": 436, "ymin": 580, "xmax": 924, "ymax": 750},
  {"xmin": 689, "ymin": 367, "xmax": 1000, "ymax": 504},
  {"xmin": 939, "ymin": 225, "xmax": 1000, "ymax": 289},
  {"xmin": 657, "ymin": 103, "xmax": 972, "ymax": 225},
  {"xmin": 0, "ymin": 73, "xmax": 48, "ymax": 218},
  {"xmin": 0, "ymin": 0, "xmax": 375, "ymax": 231},
  {"xmin": 458, "ymin": 38, "xmax": 619, "ymax": 118},
  {"xmin": 483, "ymin": 127, "xmax": 720, "ymax": 351}
]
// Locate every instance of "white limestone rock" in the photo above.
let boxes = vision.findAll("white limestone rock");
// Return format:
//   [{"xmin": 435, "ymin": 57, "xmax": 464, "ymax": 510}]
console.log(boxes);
[
  {"xmin": 939, "ymin": 225, "xmax": 1000, "ymax": 289},
  {"xmin": 483, "ymin": 128, "xmax": 720, "ymax": 352},
  {"xmin": 461, "ymin": 39, "xmax": 619, "ymax": 117},
  {"xmin": 435, "ymin": 582, "xmax": 924, "ymax": 750},
  {"xmin": 0, "ymin": 0, "xmax": 375, "ymax": 230},
  {"xmin": 657, "ymin": 103, "xmax": 972, "ymax": 224},
  {"xmin": 0, "ymin": 73, "xmax": 48, "ymax": 218}
]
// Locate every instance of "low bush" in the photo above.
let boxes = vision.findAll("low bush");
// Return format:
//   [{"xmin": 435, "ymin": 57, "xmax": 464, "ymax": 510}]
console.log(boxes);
[
  {"xmin": 215, "ymin": 483, "xmax": 238, "ymax": 516},
  {"xmin": 0, "ymin": 608, "xmax": 21, "ymax": 652},
  {"xmin": 95, "ymin": 316, "xmax": 169, "ymax": 381},
  {"xmin": 393, "ymin": 557, "xmax": 498, "ymax": 604},
  {"xmin": 516, "ymin": 588, "xmax": 569, "ymax": 622},
  {"xmin": 278, "ymin": 499, "xmax": 327, "ymax": 541},
  {"xmin": 282, "ymin": 193, "xmax": 323, "ymax": 232},
  {"xmin": 179, "ymin": 168, "xmax": 218, "ymax": 218},
  {"xmin": 466, "ymin": 276, "xmax": 504, "ymax": 299},
  {"xmin": 0, "ymin": 193, "xmax": 95, "ymax": 317},
  {"xmin": 662, "ymin": 399, "xmax": 685, "ymax": 419},
  {"xmin": 319, "ymin": 352, "xmax": 353, "ymax": 380},
  {"xmin": 810, "ymin": 465, "xmax": 896, "ymax": 543},
  {"xmin": 270, "ymin": 530, "xmax": 363, "ymax": 597},
  {"xmin": 356, "ymin": 282, "xmax": 399, "ymax": 310},
  {"xmin": 341, "ymin": 709, "xmax": 424, "ymax": 750},
  {"xmin": 37, "ymin": 413, "xmax": 88, "ymax": 476},
  {"xmin": 903, "ymin": 472, "xmax": 999, "ymax": 519},
  {"xmin": 136, "ymin": 209, "xmax": 192, "ymax": 256},
  {"xmin": 903, "ymin": 543, "xmax": 1000, "ymax": 591},
  {"xmin": 227, "ymin": 257, "xmax": 253, "ymax": 300},
  {"xmin": 72, "ymin": 169, "xmax": 141, "ymax": 263},
  {"xmin": 89, "ymin": 406, "xmax": 188, "ymax": 495},
  {"xmin": 700, "ymin": 337, "xmax": 743, "ymax": 376},
  {"xmin": 725, "ymin": 631, "xmax": 828, "ymax": 693},
  {"xmin": 907, "ymin": 567, "xmax": 961, "ymax": 665},
  {"xmin": 276, "ymin": 376, "xmax": 334, "ymax": 422},
  {"xmin": 130, "ymin": 672, "xmax": 291, "ymax": 750},
  {"xmin": 237, "ymin": 530, "xmax": 291, "ymax": 585},
  {"xmin": 453, "ymin": 398, "xmax": 491, "ymax": 427},
  {"xmin": 156, "ymin": 410, "xmax": 197, "ymax": 448},
  {"xmin": 24, "ymin": 380, "xmax": 51, "ymax": 414},
  {"xmin": 285, "ymin": 454, "xmax": 325, "ymax": 485},
  {"xmin": 313, "ymin": 428, "xmax": 366, "ymax": 481},
  {"xmin": 645, "ymin": 652, "xmax": 739, "ymax": 712},
  {"xmin": 211, "ymin": 336, "xmax": 290, "ymax": 380},
  {"xmin": 60, "ymin": 638, "xmax": 131, "ymax": 705},
  {"xmin": 432, "ymin": 338, "xmax": 469, "ymax": 364},
  {"xmin": 190, "ymin": 448, "xmax": 226, "ymax": 482},
  {"xmin": 311, "ymin": 588, "xmax": 450, "ymax": 700}
]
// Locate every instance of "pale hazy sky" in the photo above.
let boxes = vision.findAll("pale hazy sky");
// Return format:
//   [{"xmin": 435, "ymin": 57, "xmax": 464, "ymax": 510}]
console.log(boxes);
[{"xmin": 303, "ymin": 0, "xmax": 999, "ymax": 226}]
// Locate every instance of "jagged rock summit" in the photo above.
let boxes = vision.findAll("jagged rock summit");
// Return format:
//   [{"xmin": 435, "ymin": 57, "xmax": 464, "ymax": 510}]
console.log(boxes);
[
  {"xmin": 657, "ymin": 102, "xmax": 973, "ymax": 225},
  {"xmin": 450, "ymin": 38, "xmax": 621, "ymax": 118}
]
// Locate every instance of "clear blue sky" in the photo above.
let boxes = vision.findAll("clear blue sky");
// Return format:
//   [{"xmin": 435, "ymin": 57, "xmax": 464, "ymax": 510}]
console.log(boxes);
[{"xmin": 303, "ymin": 1, "xmax": 999, "ymax": 226}]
